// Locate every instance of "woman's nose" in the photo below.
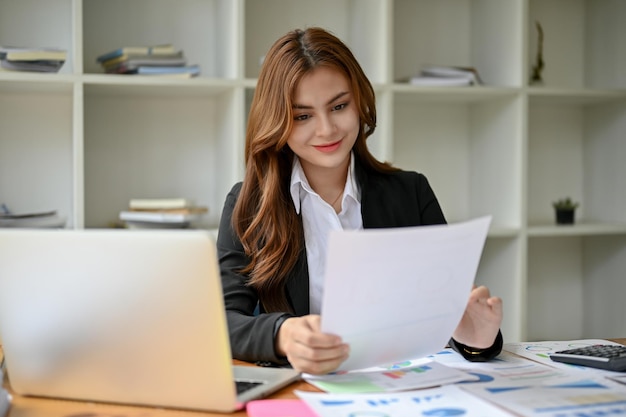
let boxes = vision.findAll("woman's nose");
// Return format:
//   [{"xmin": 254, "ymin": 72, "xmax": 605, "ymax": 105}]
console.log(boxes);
[{"xmin": 316, "ymin": 114, "xmax": 335, "ymax": 137}]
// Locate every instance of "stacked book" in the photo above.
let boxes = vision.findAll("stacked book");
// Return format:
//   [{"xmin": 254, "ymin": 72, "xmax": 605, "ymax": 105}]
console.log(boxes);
[
  {"xmin": 0, "ymin": 46, "xmax": 67, "ymax": 73},
  {"xmin": 408, "ymin": 65, "xmax": 483, "ymax": 87},
  {"xmin": 96, "ymin": 44, "xmax": 200, "ymax": 78},
  {"xmin": 119, "ymin": 198, "xmax": 208, "ymax": 229},
  {"xmin": 0, "ymin": 204, "xmax": 66, "ymax": 228}
]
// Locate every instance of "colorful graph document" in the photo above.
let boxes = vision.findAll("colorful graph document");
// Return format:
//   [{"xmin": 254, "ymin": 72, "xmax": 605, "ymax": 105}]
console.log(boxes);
[
  {"xmin": 296, "ymin": 384, "xmax": 511, "ymax": 417},
  {"xmin": 304, "ymin": 360, "xmax": 473, "ymax": 393},
  {"xmin": 321, "ymin": 216, "xmax": 492, "ymax": 371},
  {"xmin": 429, "ymin": 348, "xmax": 568, "ymax": 386},
  {"xmin": 462, "ymin": 376, "xmax": 626, "ymax": 417}
]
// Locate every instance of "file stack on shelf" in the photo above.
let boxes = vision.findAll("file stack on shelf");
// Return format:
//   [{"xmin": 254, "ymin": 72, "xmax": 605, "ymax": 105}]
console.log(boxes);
[
  {"xmin": 0, "ymin": 367, "xmax": 9, "ymax": 417},
  {"xmin": 0, "ymin": 46, "xmax": 67, "ymax": 73},
  {"xmin": 408, "ymin": 65, "xmax": 483, "ymax": 87},
  {"xmin": 0, "ymin": 204, "xmax": 66, "ymax": 228},
  {"xmin": 96, "ymin": 44, "xmax": 200, "ymax": 78},
  {"xmin": 119, "ymin": 198, "xmax": 208, "ymax": 229}
]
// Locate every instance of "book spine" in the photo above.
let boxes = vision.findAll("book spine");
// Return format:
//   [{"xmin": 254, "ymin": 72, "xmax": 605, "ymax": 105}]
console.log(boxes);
[{"xmin": 96, "ymin": 48, "xmax": 126, "ymax": 63}]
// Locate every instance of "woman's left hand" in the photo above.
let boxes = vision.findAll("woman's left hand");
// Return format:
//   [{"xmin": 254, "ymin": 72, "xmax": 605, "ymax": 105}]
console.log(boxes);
[{"xmin": 452, "ymin": 285, "xmax": 503, "ymax": 349}]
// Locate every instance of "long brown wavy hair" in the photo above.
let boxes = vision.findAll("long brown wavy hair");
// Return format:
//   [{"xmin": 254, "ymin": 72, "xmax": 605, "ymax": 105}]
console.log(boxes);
[{"xmin": 233, "ymin": 27, "xmax": 396, "ymax": 312}]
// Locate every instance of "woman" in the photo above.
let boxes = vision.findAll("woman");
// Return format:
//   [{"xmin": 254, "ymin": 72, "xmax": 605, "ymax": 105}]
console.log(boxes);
[{"xmin": 217, "ymin": 27, "xmax": 503, "ymax": 375}]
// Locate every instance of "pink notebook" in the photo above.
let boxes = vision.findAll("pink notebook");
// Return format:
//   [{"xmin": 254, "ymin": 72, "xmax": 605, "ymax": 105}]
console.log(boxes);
[{"xmin": 246, "ymin": 399, "xmax": 317, "ymax": 417}]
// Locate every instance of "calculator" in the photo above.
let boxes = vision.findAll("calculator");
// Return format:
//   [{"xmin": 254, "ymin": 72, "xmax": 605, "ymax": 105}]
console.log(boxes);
[{"xmin": 550, "ymin": 344, "xmax": 626, "ymax": 372}]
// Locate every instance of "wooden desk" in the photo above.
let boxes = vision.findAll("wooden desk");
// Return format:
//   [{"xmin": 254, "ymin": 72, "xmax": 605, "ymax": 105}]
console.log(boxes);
[
  {"xmin": 3, "ymin": 340, "xmax": 626, "ymax": 416},
  {"xmin": 0, "ymin": 354, "xmax": 317, "ymax": 417},
  {"xmin": 2, "ymin": 379, "xmax": 316, "ymax": 417}
]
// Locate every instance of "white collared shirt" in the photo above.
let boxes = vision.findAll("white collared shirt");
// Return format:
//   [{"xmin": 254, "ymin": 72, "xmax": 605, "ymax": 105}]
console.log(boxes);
[{"xmin": 290, "ymin": 154, "xmax": 363, "ymax": 314}]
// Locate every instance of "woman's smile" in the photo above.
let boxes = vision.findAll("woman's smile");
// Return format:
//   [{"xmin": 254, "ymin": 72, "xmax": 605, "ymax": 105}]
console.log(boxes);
[{"xmin": 314, "ymin": 139, "xmax": 342, "ymax": 153}]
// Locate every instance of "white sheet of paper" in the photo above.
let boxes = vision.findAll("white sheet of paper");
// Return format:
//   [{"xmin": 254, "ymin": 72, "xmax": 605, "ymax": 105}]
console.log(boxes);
[{"xmin": 321, "ymin": 216, "xmax": 492, "ymax": 371}]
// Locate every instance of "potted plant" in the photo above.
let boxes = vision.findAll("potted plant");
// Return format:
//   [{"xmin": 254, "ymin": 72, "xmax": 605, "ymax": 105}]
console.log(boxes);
[{"xmin": 552, "ymin": 197, "xmax": 579, "ymax": 225}]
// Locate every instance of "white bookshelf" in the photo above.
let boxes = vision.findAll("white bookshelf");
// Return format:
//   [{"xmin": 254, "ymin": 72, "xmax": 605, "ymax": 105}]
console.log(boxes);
[{"xmin": 1, "ymin": 0, "xmax": 625, "ymax": 343}]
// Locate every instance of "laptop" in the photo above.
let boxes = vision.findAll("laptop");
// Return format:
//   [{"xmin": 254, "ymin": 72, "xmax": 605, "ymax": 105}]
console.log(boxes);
[{"xmin": 0, "ymin": 229, "xmax": 300, "ymax": 413}]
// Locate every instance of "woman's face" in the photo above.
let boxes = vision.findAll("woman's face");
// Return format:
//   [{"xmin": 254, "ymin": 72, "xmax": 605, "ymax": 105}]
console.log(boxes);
[{"xmin": 287, "ymin": 66, "xmax": 359, "ymax": 178}]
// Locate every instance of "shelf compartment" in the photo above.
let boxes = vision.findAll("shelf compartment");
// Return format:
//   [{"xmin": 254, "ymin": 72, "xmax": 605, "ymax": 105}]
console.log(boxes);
[
  {"xmin": 527, "ymin": 237, "xmax": 585, "ymax": 341},
  {"xmin": 82, "ymin": 0, "xmax": 238, "ymax": 79},
  {"xmin": 0, "ymin": 90, "xmax": 74, "ymax": 226},
  {"xmin": 392, "ymin": 92, "xmax": 523, "ymax": 230},
  {"xmin": 243, "ymin": 0, "xmax": 387, "ymax": 82},
  {"xmin": 527, "ymin": 98, "xmax": 626, "ymax": 226},
  {"xmin": 0, "ymin": 0, "xmax": 74, "ymax": 75},
  {"xmin": 393, "ymin": 0, "xmax": 523, "ymax": 87},
  {"xmin": 529, "ymin": 0, "xmax": 626, "ymax": 89},
  {"xmin": 83, "ymin": 88, "xmax": 241, "ymax": 229},
  {"xmin": 527, "ymin": 235, "xmax": 626, "ymax": 341},
  {"xmin": 582, "ymin": 235, "xmax": 626, "ymax": 340}
]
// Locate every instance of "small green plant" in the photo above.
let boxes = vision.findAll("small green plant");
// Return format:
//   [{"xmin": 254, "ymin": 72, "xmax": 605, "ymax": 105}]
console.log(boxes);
[{"xmin": 552, "ymin": 197, "xmax": 579, "ymax": 210}]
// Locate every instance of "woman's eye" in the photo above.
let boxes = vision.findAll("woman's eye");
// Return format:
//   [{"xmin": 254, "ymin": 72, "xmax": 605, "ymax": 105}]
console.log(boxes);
[
  {"xmin": 294, "ymin": 114, "xmax": 309, "ymax": 121},
  {"xmin": 332, "ymin": 103, "xmax": 347, "ymax": 111}
]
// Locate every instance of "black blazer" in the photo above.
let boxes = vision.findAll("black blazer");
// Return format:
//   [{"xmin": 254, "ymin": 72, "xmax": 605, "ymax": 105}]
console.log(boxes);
[{"xmin": 217, "ymin": 161, "xmax": 502, "ymax": 364}]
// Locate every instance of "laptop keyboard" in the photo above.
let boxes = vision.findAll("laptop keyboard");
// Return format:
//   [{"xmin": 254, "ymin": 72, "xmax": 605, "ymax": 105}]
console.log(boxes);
[{"xmin": 235, "ymin": 380, "xmax": 264, "ymax": 395}]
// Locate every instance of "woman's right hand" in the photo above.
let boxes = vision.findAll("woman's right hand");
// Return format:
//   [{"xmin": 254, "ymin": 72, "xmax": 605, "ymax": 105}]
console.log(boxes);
[{"xmin": 275, "ymin": 314, "xmax": 349, "ymax": 375}]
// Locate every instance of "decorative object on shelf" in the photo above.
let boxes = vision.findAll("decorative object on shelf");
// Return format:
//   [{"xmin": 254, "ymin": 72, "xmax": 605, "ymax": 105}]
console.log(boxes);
[
  {"xmin": 552, "ymin": 197, "xmax": 578, "ymax": 225},
  {"xmin": 530, "ymin": 21, "xmax": 545, "ymax": 85}
]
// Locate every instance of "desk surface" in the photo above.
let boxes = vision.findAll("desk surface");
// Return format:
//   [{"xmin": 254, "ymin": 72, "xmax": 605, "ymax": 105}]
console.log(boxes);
[
  {"xmin": 0, "ymin": 355, "xmax": 317, "ymax": 417},
  {"xmin": 2, "ymin": 339, "xmax": 626, "ymax": 417}
]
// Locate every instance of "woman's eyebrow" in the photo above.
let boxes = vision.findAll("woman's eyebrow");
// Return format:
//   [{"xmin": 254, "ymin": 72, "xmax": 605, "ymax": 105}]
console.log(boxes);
[{"xmin": 293, "ymin": 91, "xmax": 349, "ymax": 109}]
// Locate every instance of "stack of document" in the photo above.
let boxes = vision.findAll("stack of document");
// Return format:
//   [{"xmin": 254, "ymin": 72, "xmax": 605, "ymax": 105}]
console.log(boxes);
[
  {"xmin": 408, "ymin": 65, "xmax": 483, "ymax": 87},
  {"xmin": 96, "ymin": 44, "xmax": 200, "ymax": 78},
  {"xmin": 0, "ymin": 367, "xmax": 10, "ymax": 417},
  {"xmin": 0, "ymin": 46, "xmax": 66, "ymax": 73},
  {"xmin": 119, "ymin": 198, "xmax": 207, "ymax": 229},
  {"xmin": 294, "ymin": 339, "xmax": 626, "ymax": 417},
  {"xmin": 0, "ymin": 205, "xmax": 66, "ymax": 228}
]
